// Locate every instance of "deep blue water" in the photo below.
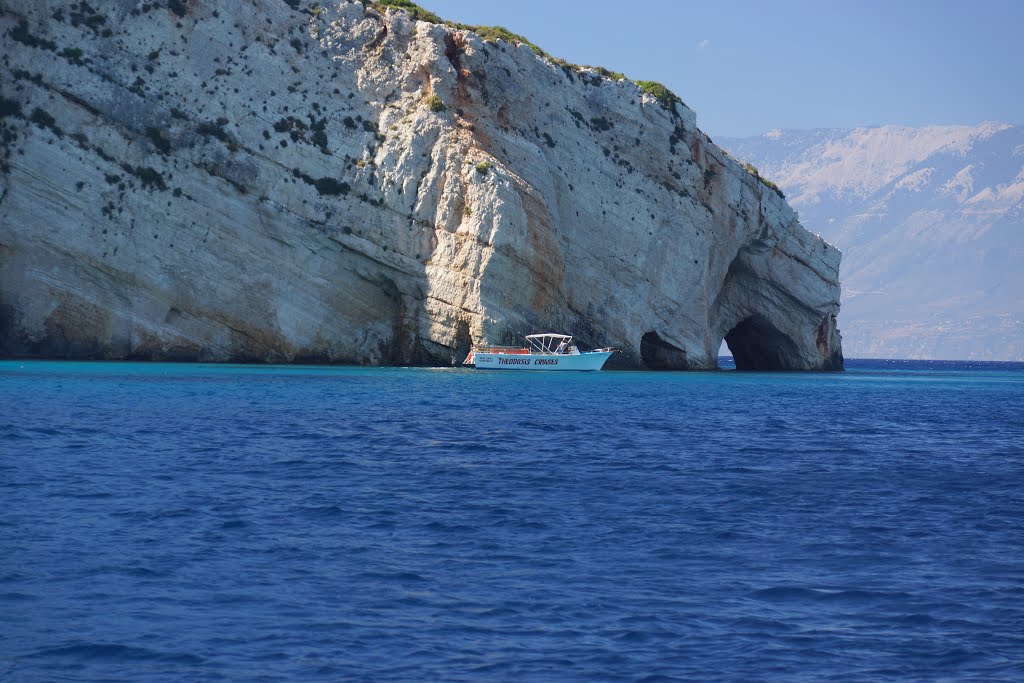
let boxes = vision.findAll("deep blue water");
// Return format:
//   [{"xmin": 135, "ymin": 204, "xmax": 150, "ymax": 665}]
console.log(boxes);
[{"xmin": 1, "ymin": 359, "xmax": 1023, "ymax": 682}]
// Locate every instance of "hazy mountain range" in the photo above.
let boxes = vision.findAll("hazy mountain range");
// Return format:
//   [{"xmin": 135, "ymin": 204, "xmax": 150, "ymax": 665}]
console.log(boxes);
[{"xmin": 721, "ymin": 123, "xmax": 1024, "ymax": 361}]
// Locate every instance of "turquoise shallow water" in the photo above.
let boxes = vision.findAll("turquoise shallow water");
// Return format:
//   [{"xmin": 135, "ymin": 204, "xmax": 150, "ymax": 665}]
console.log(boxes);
[{"xmin": 1, "ymin": 359, "xmax": 1023, "ymax": 681}]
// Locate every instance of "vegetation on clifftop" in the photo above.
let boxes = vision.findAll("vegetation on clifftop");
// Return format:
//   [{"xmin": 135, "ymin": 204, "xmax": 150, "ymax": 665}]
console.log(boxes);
[
  {"xmin": 364, "ymin": 1, "xmax": 787, "ymax": 195},
  {"xmin": 635, "ymin": 81, "xmax": 681, "ymax": 109},
  {"xmin": 371, "ymin": 0, "xmax": 545, "ymax": 55},
  {"xmin": 742, "ymin": 162, "xmax": 786, "ymax": 199},
  {"xmin": 371, "ymin": 0, "xmax": 442, "ymax": 24},
  {"xmin": 365, "ymin": 0, "xmax": 684, "ymax": 108}
]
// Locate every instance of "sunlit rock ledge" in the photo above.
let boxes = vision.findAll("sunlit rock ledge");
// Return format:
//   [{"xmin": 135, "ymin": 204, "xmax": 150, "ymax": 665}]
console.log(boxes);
[{"xmin": 0, "ymin": 0, "xmax": 843, "ymax": 370}]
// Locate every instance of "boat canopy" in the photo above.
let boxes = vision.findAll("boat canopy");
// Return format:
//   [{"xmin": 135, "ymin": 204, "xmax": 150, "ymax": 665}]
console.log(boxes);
[{"xmin": 526, "ymin": 334, "xmax": 573, "ymax": 355}]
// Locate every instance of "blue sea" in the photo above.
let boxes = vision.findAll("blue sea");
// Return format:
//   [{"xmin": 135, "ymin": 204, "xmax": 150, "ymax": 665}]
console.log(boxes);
[{"xmin": 1, "ymin": 359, "xmax": 1023, "ymax": 681}]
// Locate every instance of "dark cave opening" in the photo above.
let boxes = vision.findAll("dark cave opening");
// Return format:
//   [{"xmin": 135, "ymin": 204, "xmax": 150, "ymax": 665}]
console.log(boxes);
[
  {"xmin": 723, "ymin": 314, "xmax": 800, "ymax": 371},
  {"xmin": 640, "ymin": 331, "xmax": 687, "ymax": 369}
]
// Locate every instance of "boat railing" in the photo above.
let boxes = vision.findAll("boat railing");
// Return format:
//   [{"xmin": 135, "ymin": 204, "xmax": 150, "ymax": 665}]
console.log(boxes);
[
  {"xmin": 526, "ymin": 334, "xmax": 574, "ymax": 355},
  {"xmin": 471, "ymin": 341, "xmax": 621, "ymax": 356},
  {"xmin": 473, "ymin": 345, "xmax": 529, "ymax": 354}
]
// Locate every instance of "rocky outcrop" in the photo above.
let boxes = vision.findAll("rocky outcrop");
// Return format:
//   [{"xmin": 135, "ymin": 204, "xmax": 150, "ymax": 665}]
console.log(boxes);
[
  {"xmin": 0, "ymin": 0, "xmax": 843, "ymax": 369},
  {"xmin": 723, "ymin": 125, "xmax": 1024, "ymax": 361}
]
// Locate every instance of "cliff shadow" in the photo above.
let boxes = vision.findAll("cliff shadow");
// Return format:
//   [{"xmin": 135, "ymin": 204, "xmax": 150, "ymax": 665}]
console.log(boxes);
[{"xmin": 640, "ymin": 331, "xmax": 688, "ymax": 369}]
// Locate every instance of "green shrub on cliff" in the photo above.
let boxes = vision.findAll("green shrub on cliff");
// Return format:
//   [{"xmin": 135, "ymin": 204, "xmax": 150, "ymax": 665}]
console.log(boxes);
[
  {"xmin": 293, "ymin": 167, "xmax": 351, "ymax": 196},
  {"xmin": 374, "ymin": 0, "xmax": 441, "ymax": 24},
  {"xmin": 10, "ymin": 19, "xmax": 57, "ymax": 51},
  {"xmin": 0, "ymin": 97, "xmax": 22, "ymax": 119},
  {"xmin": 463, "ymin": 25, "xmax": 546, "ymax": 57},
  {"xmin": 583, "ymin": 65, "xmax": 626, "ymax": 81},
  {"xmin": 370, "ymin": 1, "xmax": 544, "ymax": 56},
  {"xmin": 30, "ymin": 107, "xmax": 62, "ymax": 136},
  {"xmin": 742, "ymin": 162, "xmax": 785, "ymax": 199},
  {"xmin": 369, "ymin": 1, "xmax": 685, "ymax": 111},
  {"xmin": 636, "ymin": 81, "xmax": 681, "ymax": 109}
]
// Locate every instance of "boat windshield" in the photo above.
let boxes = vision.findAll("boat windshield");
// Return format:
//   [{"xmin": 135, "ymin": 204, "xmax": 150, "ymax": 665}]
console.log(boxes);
[{"xmin": 525, "ymin": 334, "xmax": 573, "ymax": 355}]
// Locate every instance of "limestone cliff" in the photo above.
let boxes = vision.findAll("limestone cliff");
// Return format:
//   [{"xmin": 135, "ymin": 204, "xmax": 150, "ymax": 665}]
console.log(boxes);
[
  {"xmin": 723, "ymin": 124, "xmax": 1024, "ymax": 361},
  {"xmin": 0, "ymin": 0, "xmax": 843, "ymax": 370}
]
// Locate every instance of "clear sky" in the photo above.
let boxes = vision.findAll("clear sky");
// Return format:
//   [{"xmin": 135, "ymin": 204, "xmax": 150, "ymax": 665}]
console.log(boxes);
[{"xmin": 421, "ymin": 0, "xmax": 1024, "ymax": 138}]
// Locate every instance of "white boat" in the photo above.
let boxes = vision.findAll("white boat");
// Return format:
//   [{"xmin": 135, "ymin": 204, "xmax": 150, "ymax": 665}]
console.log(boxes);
[{"xmin": 463, "ymin": 334, "xmax": 618, "ymax": 371}]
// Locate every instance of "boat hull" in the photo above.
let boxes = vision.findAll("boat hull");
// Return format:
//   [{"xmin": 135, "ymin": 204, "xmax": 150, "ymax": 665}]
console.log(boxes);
[{"xmin": 472, "ymin": 351, "xmax": 613, "ymax": 371}]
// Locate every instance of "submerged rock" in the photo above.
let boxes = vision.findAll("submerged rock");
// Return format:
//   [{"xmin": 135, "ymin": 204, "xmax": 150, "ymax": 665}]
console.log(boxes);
[{"xmin": 0, "ymin": 1, "xmax": 842, "ymax": 369}]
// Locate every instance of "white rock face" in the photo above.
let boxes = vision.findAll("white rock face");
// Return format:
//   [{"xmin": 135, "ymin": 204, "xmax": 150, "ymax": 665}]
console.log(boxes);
[{"xmin": 0, "ymin": 1, "xmax": 843, "ymax": 369}]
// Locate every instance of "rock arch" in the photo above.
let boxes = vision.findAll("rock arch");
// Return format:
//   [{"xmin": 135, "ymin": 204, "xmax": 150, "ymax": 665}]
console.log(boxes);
[{"xmin": 723, "ymin": 314, "xmax": 801, "ymax": 371}]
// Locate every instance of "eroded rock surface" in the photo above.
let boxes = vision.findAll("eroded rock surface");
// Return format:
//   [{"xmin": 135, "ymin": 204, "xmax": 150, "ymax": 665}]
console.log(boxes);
[{"xmin": 0, "ymin": 1, "xmax": 843, "ymax": 369}]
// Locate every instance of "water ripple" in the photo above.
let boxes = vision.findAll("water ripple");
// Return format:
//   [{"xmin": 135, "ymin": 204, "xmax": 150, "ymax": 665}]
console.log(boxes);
[{"xmin": 0, "ymin": 360, "xmax": 1022, "ymax": 681}]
